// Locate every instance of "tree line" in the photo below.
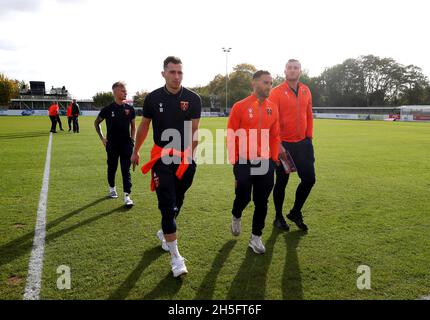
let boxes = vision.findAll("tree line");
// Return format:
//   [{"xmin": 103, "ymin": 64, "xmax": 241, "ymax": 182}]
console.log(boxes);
[
  {"xmin": 129, "ymin": 55, "xmax": 430, "ymax": 110},
  {"xmin": 2, "ymin": 54, "xmax": 429, "ymax": 109}
]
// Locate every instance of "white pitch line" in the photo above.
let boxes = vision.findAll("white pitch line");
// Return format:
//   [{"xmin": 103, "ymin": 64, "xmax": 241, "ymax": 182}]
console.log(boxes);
[{"xmin": 23, "ymin": 132, "xmax": 53, "ymax": 300}]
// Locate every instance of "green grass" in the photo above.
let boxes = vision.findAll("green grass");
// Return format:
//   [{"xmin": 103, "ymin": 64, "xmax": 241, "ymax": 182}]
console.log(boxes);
[{"xmin": 0, "ymin": 116, "xmax": 429, "ymax": 300}]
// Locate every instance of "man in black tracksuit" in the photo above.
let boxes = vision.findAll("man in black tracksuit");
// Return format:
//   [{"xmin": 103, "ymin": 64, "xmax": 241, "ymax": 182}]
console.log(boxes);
[
  {"xmin": 94, "ymin": 81, "xmax": 136, "ymax": 208},
  {"xmin": 131, "ymin": 56, "xmax": 202, "ymax": 278},
  {"xmin": 71, "ymin": 99, "xmax": 80, "ymax": 133}
]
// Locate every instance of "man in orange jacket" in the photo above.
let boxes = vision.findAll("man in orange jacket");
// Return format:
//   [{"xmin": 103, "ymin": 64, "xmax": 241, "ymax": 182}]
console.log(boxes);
[
  {"xmin": 48, "ymin": 102, "xmax": 59, "ymax": 133},
  {"xmin": 66, "ymin": 103, "xmax": 73, "ymax": 132},
  {"xmin": 269, "ymin": 59, "xmax": 315, "ymax": 232},
  {"xmin": 227, "ymin": 70, "xmax": 280, "ymax": 254}
]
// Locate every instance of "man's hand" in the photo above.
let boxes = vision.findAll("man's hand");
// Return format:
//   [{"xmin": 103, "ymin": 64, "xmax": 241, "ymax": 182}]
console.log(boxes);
[
  {"xmin": 131, "ymin": 152, "xmax": 140, "ymax": 171},
  {"xmin": 101, "ymin": 138, "xmax": 108, "ymax": 147}
]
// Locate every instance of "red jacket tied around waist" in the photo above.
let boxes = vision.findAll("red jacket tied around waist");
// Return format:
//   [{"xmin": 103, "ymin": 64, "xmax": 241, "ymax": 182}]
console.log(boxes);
[{"xmin": 141, "ymin": 144, "xmax": 192, "ymax": 191}]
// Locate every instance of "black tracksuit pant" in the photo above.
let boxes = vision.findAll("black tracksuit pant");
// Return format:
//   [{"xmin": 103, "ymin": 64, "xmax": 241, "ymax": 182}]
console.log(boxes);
[
  {"xmin": 49, "ymin": 116, "xmax": 57, "ymax": 132},
  {"xmin": 152, "ymin": 157, "xmax": 196, "ymax": 235},
  {"xmin": 56, "ymin": 114, "xmax": 63, "ymax": 130},
  {"xmin": 232, "ymin": 159, "xmax": 275, "ymax": 236},
  {"xmin": 273, "ymin": 137, "xmax": 316, "ymax": 218},
  {"xmin": 106, "ymin": 139, "xmax": 133, "ymax": 194},
  {"xmin": 67, "ymin": 117, "xmax": 72, "ymax": 131},
  {"xmin": 72, "ymin": 116, "xmax": 79, "ymax": 133}
]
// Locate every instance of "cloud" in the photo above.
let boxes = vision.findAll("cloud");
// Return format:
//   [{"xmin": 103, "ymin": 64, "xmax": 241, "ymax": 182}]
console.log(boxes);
[
  {"xmin": 0, "ymin": 0, "xmax": 42, "ymax": 16},
  {"xmin": 0, "ymin": 39, "xmax": 16, "ymax": 51}
]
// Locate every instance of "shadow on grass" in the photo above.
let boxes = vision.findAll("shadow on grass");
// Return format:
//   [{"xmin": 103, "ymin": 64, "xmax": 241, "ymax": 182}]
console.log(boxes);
[
  {"xmin": 141, "ymin": 272, "xmax": 184, "ymax": 300},
  {"xmin": 0, "ymin": 131, "xmax": 50, "ymax": 140},
  {"xmin": 0, "ymin": 197, "xmax": 111, "ymax": 268},
  {"xmin": 194, "ymin": 239, "xmax": 237, "ymax": 300},
  {"xmin": 108, "ymin": 246, "xmax": 164, "ymax": 300},
  {"xmin": 226, "ymin": 227, "xmax": 282, "ymax": 299},
  {"xmin": 282, "ymin": 230, "xmax": 306, "ymax": 300}
]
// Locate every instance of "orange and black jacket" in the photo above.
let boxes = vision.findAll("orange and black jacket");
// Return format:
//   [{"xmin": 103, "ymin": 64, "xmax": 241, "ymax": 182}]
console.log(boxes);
[
  {"xmin": 227, "ymin": 94, "xmax": 280, "ymax": 165},
  {"xmin": 48, "ymin": 104, "xmax": 59, "ymax": 116},
  {"xmin": 66, "ymin": 104, "xmax": 72, "ymax": 117},
  {"xmin": 269, "ymin": 82, "xmax": 313, "ymax": 142}
]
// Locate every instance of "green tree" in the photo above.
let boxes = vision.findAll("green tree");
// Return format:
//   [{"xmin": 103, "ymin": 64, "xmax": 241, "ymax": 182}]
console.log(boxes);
[
  {"xmin": 132, "ymin": 90, "xmax": 148, "ymax": 107},
  {"xmin": 0, "ymin": 73, "xmax": 20, "ymax": 106},
  {"xmin": 92, "ymin": 91, "xmax": 114, "ymax": 109},
  {"xmin": 189, "ymin": 86, "xmax": 211, "ymax": 109},
  {"xmin": 204, "ymin": 63, "xmax": 257, "ymax": 111}
]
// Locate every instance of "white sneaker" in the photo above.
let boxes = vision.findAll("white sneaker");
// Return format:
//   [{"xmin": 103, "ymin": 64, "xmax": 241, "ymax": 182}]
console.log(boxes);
[
  {"xmin": 124, "ymin": 193, "xmax": 134, "ymax": 208},
  {"xmin": 248, "ymin": 234, "xmax": 266, "ymax": 254},
  {"xmin": 109, "ymin": 187, "xmax": 118, "ymax": 199},
  {"xmin": 231, "ymin": 216, "xmax": 241, "ymax": 236},
  {"xmin": 156, "ymin": 230, "xmax": 170, "ymax": 252},
  {"xmin": 171, "ymin": 256, "xmax": 188, "ymax": 278}
]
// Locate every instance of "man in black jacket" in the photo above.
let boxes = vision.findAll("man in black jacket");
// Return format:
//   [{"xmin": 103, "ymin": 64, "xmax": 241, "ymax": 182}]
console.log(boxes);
[{"xmin": 71, "ymin": 99, "xmax": 80, "ymax": 133}]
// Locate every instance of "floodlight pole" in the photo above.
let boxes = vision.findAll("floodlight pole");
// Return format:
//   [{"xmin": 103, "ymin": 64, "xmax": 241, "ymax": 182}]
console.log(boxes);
[{"xmin": 222, "ymin": 47, "xmax": 232, "ymax": 114}]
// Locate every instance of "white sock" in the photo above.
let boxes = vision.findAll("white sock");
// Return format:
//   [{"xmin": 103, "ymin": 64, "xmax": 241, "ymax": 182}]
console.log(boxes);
[{"xmin": 167, "ymin": 240, "xmax": 181, "ymax": 259}]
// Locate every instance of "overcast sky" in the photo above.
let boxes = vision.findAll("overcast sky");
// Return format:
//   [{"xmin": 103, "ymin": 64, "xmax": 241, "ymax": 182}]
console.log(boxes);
[{"xmin": 1, "ymin": 0, "xmax": 429, "ymax": 99}]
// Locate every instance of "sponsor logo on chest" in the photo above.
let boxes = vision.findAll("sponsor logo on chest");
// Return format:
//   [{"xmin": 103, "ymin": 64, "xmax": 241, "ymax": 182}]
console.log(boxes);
[{"xmin": 180, "ymin": 101, "xmax": 189, "ymax": 111}]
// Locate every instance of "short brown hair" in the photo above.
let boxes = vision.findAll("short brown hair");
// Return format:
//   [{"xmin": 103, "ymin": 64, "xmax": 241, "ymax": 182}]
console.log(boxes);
[
  {"xmin": 112, "ymin": 81, "xmax": 126, "ymax": 90},
  {"xmin": 253, "ymin": 70, "xmax": 271, "ymax": 80},
  {"xmin": 163, "ymin": 56, "xmax": 182, "ymax": 69},
  {"xmin": 286, "ymin": 59, "xmax": 301, "ymax": 67}
]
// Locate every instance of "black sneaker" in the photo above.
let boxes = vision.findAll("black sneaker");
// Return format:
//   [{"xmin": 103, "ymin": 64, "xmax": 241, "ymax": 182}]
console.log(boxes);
[
  {"xmin": 286, "ymin": 211, "xmax": 308, "ymax": 231},
  {"xmin": 273, "ymin": 217, "xmax": 290, "ymax": 231}
]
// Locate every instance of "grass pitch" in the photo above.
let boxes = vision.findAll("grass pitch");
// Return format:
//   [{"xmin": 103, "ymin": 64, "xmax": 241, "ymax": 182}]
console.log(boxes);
[{"xmin": 0, "ymin": 116, "xmax": 429, "ymax": 300}]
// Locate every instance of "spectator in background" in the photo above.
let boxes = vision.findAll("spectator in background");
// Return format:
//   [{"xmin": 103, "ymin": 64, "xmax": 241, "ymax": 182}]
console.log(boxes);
[
  {"xmin": 71, "ymin": 99, "xmax": 80, "ymax": 133},
  {"xmin": 48, "ymin": 102, "xmax": 59, "ymax": 133},
  {"xmin": 54, "ymin": 101, "xmax": 64, "ymax": 131},
  {"xmin": 66, "ymin": 102, "xmax": 73, "ymax": 132}
]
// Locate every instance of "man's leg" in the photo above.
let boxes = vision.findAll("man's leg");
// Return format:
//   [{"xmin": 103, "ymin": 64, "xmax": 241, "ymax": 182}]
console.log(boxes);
[
  {"xmin": 119, "ymin": 141, "xmax": 133, "ymax": 207},
  {"xmin": 286, "ymin": 138, "xmax": 316, "ymax": 231},
  {"xmin": 153, "ymin": 160, "xmax": 187, "ymax": 277},
  {"xmin": 119, "ymin": 141, "xmax": 133, "ymax": 194},
  {"xmin": 49, "ymin": 116, "xmax": 56, "ymax": 132},
  {"xmin": 72, "ymin": 116, "xmax": 78, "ymax": 133},
  {"xmin": 68, "ymin": 117, "xmax": 72, "ymax": 131},
  {"xmin": 272, "ymin": 141, "xmax": 291, "ymax": 230},
  {"xmin": 291, "ymin": 138, "xmax": 316, "ymax": 213},
  {"xmin": 173, "ymin": 161, "xmax": 197, "ymax": 218},
  {"xmin": 75, "ymin": 117, "xmax": 79, "ymax": 133},
  {"xmin": 56, "ymin": 115, "xmax": 63, "ymax": 130},
  {"xmin": 230, "ymin": 162, "xmax": 252, "ymax": 236},
  {"xmin": 273, "ymin": 164, "xmax": 290, "ymax": 213},
  {"xmin": 106, "ymin": 143, "xmax": 120, "ymax": 197},
  {"xmin": 248, "ymin": 161, "xmax": 275, "ymax": 254},
  {"xmin": 252, "ymin": 161, "xmax": 275, "ymax": 237}
]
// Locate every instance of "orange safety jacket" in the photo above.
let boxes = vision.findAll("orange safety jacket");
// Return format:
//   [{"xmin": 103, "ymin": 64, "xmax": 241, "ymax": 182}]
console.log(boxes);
[
  {"xmin": 141, "ymin": 144, "xmax": 192, "ymax": 191},
  {"xmin": 269, "ymin": 82, "xmax": 313, "ymax": 142},
  {"xmin": 66, "ymin": 105, "xmax": 72, "ymax": 117},
  {"xmin": 227, "ymin": 94, "xmax": 280, "ymax": 165},
  {"xmin": 48, "ymin": 104, "xmax": 59, "ymax": 116}
]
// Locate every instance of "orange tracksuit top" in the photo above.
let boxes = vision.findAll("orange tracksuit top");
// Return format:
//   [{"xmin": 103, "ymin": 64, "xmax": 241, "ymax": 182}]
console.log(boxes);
[
  {"xmin": 227, "ymin": 94, "xmax": 280, "ymax": 165},
  {"xmin": 48, "ymin": 104, "xmax": 59, "ymax": 116},
  {"xmin": 66, "ymin": 104, "xmax": 72, "ymax": 117},
  {"xmin": 269, "ymin": 82, "xmax": 313, "ymax": 142}
]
